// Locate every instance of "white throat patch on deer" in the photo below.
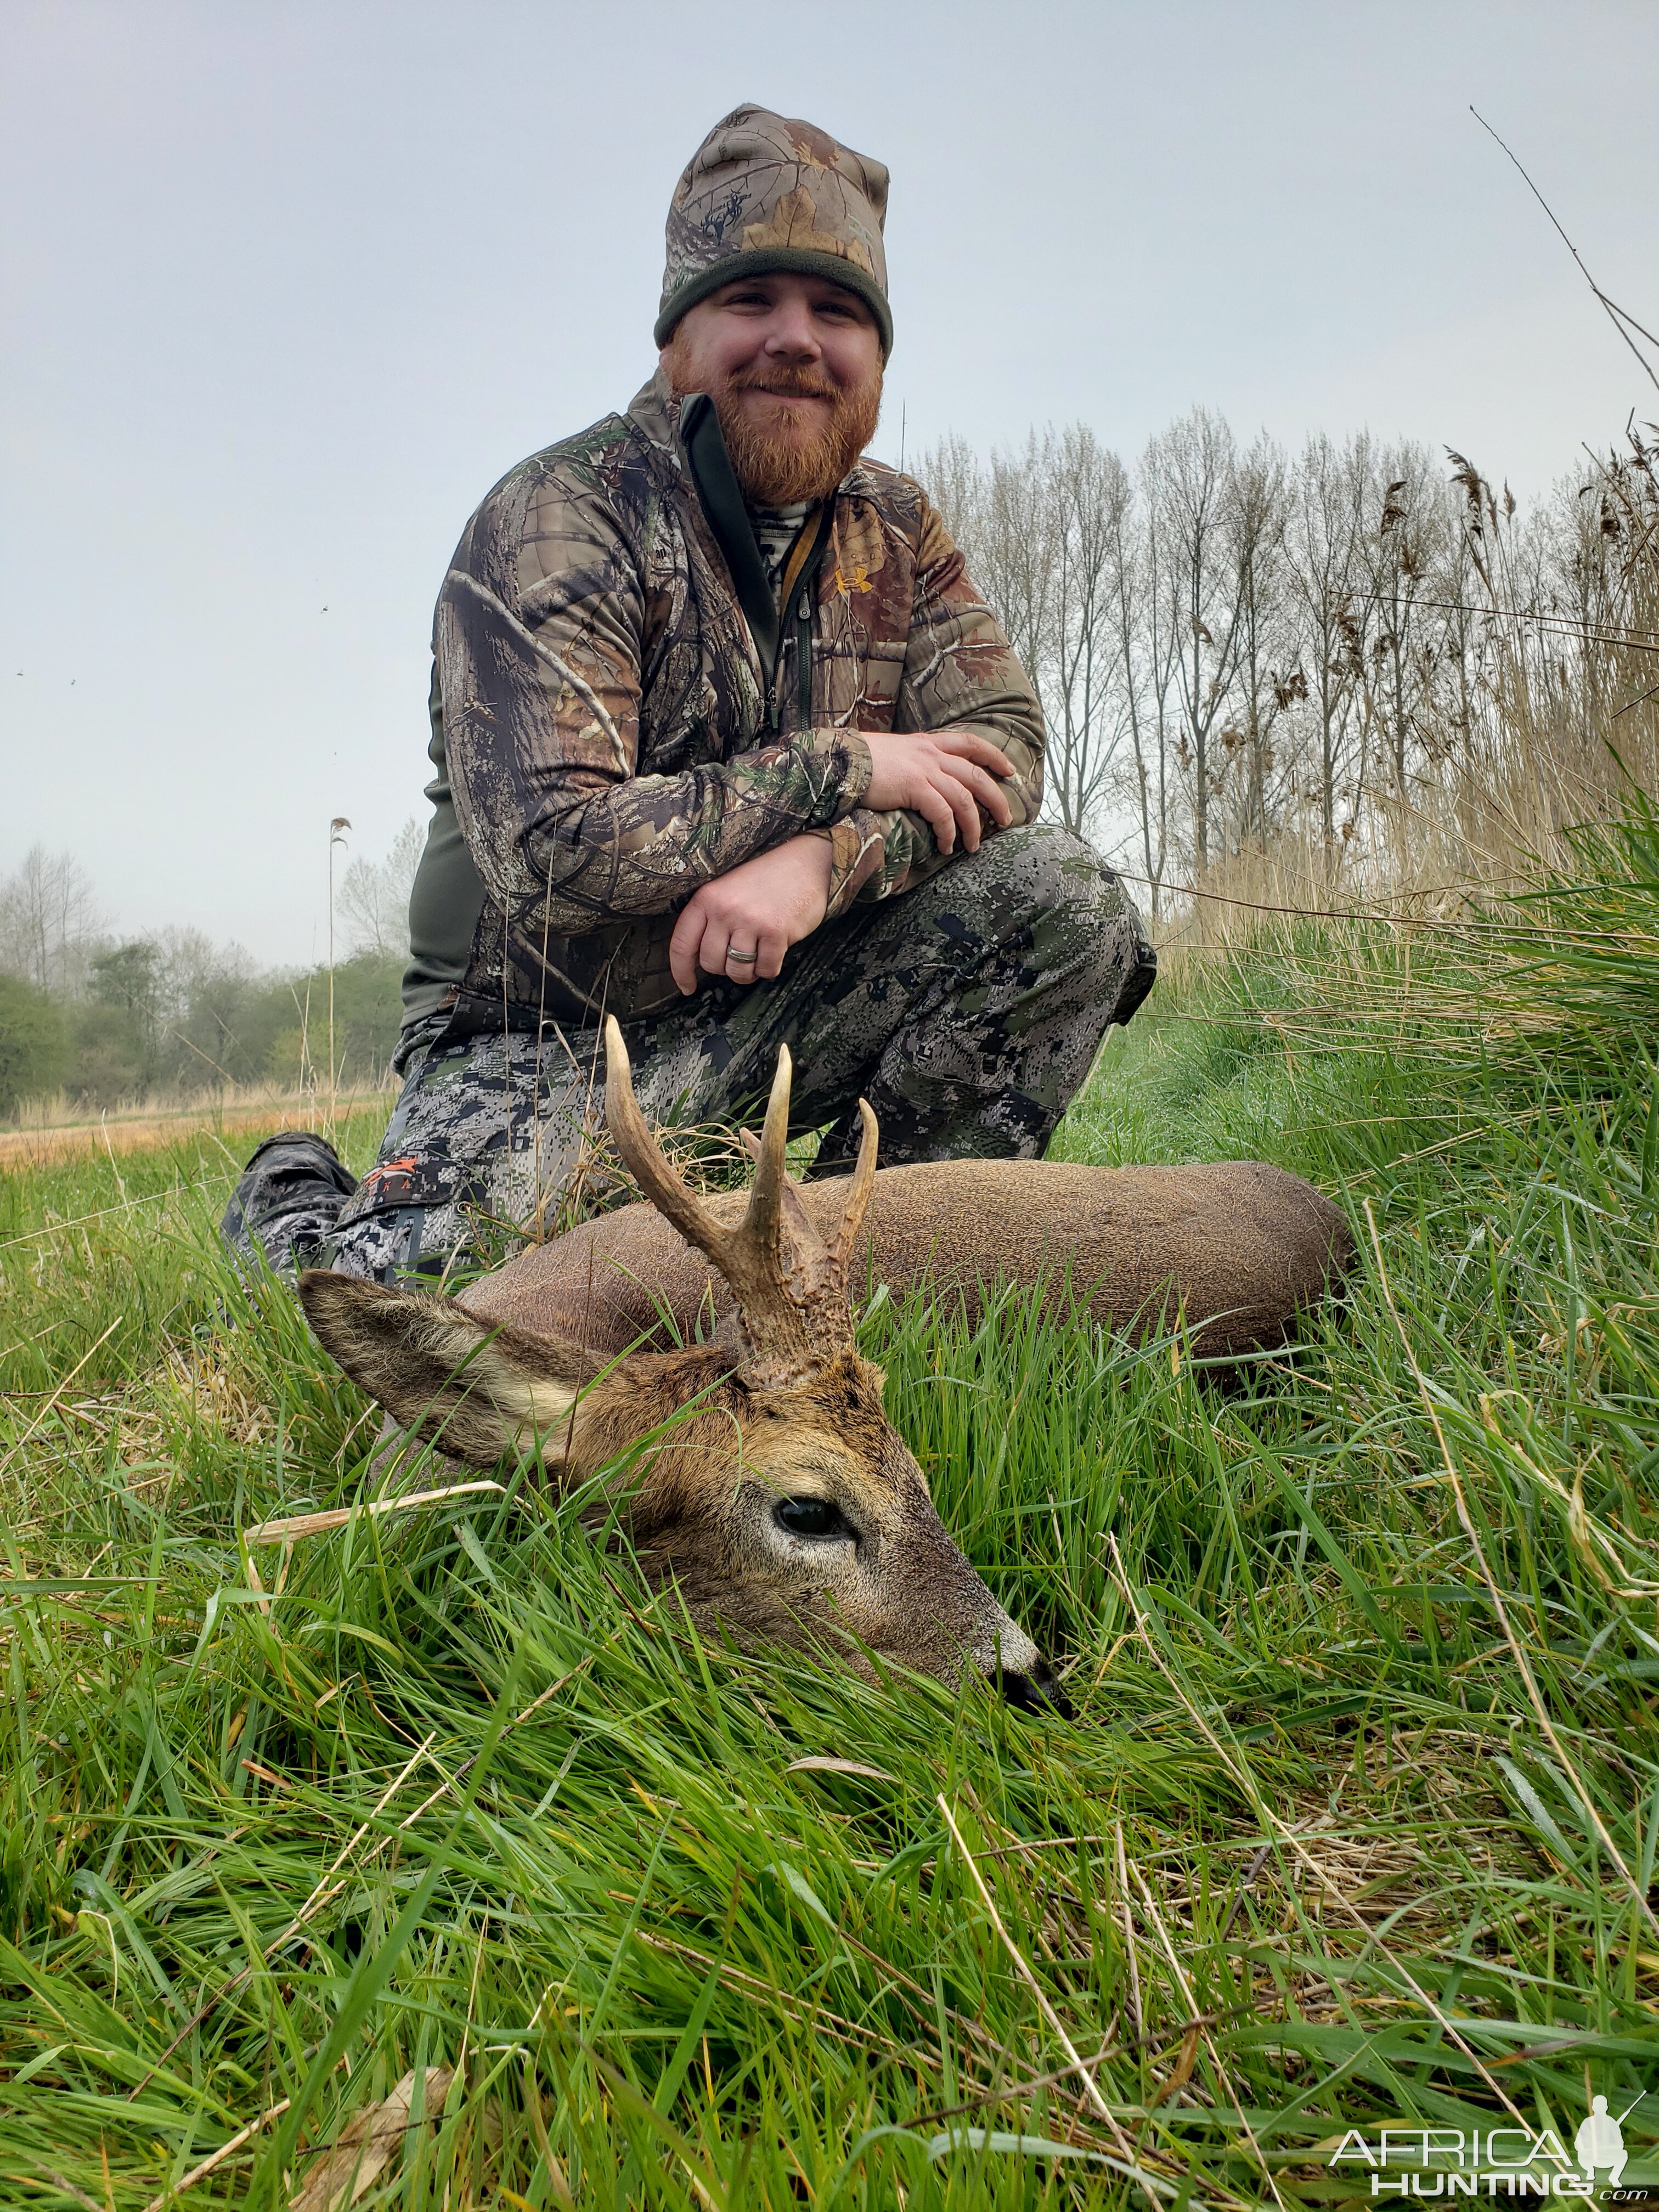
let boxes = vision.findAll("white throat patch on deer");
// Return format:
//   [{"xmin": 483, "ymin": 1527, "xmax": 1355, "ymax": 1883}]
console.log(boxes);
[{"xmin": 298, "ymin": 1019, "xmax": 1069, "ymax": 1716}]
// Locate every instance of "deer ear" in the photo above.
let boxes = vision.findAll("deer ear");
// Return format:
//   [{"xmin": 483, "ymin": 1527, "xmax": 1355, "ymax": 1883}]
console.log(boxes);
[{"xmin": 298, "ymin": 1271, "xmax": 581, "ymax": 1468}]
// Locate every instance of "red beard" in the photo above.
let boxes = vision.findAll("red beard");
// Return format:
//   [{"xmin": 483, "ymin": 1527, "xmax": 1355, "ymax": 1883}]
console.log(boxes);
[{"xmin": 667, "ymin": 341, "xmax": 882, "ymax": 505}]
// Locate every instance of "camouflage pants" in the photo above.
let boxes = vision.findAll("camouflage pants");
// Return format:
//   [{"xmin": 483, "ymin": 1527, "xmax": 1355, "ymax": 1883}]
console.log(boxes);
[{"xmin": 222, "ymin": 824, "xmax": 1154, "ymax": 1285}]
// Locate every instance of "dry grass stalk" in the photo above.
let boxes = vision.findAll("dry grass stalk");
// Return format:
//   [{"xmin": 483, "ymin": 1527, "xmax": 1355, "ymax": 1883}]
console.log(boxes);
[{"xmin": 243, "ymin": 1480, "xmax": 506, "ymax": 1546}]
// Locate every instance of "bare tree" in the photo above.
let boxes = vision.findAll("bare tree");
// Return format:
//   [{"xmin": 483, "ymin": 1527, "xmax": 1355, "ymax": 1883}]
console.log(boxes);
[
  {"xmin": 0, "ymin": 845, "xmax": 104, "ymax": 996},
  {"xmin": 922, "ymin": 428, "xmax": 1122, "ymax": 839},
  {"xmin": 975, "ymin": 435, "xmax": 1059, "ymax": 698},
  {"xmin": 1043, "ymin": 426, "xmax": 1133, "ymax": 838},
  {"xmin": 1223, "ymin": 432, "xmax": 1291, "ymax": 850},
  {"xmin": 1361, "ymin": 442, "xmax": 1446, "ymax": 800},
  {"xmin": 1113, "ymin": 462, "xmax": 1181, "ymax": 915},
  {"xmin": 916, "ymin": 431, "xmax": 983, "ymax": 550},
  {"xmin": 1144, "ymin": 409, "xmax": 1253, "ymax": 873},
  {"xmin": 1283, "ymin": 433, "xmax": 1370, "ymax": 856},
  {"xmin": 338, "ymin": 818, "xmax": 425, "ymax": 960}
]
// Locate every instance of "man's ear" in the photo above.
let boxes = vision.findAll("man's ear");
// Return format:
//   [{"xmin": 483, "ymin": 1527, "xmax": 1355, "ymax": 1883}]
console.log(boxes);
[{"xmin": 298, "ymin": 1271, "xmax": 583, "ymax": 1468}]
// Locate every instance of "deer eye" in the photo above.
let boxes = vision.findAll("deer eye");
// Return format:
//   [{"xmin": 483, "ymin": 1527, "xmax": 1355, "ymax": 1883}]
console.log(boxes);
[{"xmin": 775, "ymin": 1497, "xmax": 851, "ymax": 1541}]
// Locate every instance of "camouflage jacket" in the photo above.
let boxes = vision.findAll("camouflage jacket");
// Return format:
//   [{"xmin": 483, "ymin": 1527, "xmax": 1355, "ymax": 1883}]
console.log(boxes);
[{"xmin": 414, "ymin": 369, "xmax": 1046, "ymax": 1028}]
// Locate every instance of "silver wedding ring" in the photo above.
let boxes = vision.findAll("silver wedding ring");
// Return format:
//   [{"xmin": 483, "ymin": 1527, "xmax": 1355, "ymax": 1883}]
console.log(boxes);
[{"xmin": 726, "ymin": 949, "xmax": 758, "ymax": 964}]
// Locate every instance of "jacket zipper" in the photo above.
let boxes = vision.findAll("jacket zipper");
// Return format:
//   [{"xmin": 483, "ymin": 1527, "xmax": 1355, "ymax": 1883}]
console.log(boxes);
[
  {"xmin": 768, "ymin": 587, "xmax": 814, "ymax": 730},
  {"xmin": 795, "ymin": 586, "xmax": 813, "ymax": 727},
  {"xmin": 769, "ymin": 507, "xmax": 833, "ymax": 729}
]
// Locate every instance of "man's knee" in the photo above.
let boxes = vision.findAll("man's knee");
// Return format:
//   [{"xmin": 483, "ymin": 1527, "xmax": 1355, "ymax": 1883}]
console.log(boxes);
[
  {"xmin": 937, "ymin": 823, "xmax": 1109, "ymax": 929},
  {"xmin": 944, "ymin": 823, "xmax": 1157, "ymax": 1023}
]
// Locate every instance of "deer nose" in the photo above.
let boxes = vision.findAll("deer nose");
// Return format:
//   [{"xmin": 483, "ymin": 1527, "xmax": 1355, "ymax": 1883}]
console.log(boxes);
[{"xmin": 1000, "ymin": 1659, "xmax": 1074, "ymax": 1723}]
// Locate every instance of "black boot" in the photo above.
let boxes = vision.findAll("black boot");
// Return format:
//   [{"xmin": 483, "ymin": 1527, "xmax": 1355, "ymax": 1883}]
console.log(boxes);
[{"xmin": 221, "ymin": 1130, "xmax": 358, "ymax": 1283}]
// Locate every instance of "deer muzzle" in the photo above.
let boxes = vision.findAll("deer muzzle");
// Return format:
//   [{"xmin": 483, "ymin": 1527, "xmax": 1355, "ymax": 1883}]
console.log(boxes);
[{"xmin": 1000, "ymin": 1658, "xmax": 1075, "ymax": 1722}]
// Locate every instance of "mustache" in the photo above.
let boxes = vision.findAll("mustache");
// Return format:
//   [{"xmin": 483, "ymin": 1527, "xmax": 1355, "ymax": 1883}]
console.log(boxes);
[{"xmin": 726, "ymin": 367, "xmax": 841, "ymax": 401}]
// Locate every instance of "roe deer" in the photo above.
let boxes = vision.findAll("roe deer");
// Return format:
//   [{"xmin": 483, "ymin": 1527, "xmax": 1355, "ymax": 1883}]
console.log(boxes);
[{"xmin": 301, "ymin": 1019, "xmax": 1353, "ymax": 1711}]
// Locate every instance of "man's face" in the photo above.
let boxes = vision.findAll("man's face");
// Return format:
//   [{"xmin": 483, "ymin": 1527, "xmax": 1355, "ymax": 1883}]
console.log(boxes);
[{"xmin": 663, "ymin": 272, "xmax": 883, "ymax": 506}]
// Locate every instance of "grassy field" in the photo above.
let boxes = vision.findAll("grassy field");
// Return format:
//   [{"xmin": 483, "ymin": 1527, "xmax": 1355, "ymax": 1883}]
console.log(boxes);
[
  {"xmin": 2, "ymin": 833, "xmax": 1658, "ymax": 2210},
  {"xmin": 0, "ymin": 1090, "xmax": 396, "ymax": 1173}
]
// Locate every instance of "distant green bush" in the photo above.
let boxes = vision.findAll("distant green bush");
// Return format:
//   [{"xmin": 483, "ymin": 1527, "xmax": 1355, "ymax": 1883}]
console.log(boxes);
[
  {"xmin": 51, "ymin": 948, "xmax": 408, "ymax": 1104},
  {"xmin": 0, "ymin": 973, "xmax": 69, "ymax": 1115},
  {"xmin": 65, "ymin": 1001, "xmax": 147, "ymax": 1107},
  {"xmin": 245, "ymin": 951, "xmax": 405, "ymax": 1089}
]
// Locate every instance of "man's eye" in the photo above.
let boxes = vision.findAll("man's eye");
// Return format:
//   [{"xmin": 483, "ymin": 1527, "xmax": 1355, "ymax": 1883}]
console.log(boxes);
[{"xmin": 775, "ymin": 1497, "xmax": 852, "ymax": 1540}]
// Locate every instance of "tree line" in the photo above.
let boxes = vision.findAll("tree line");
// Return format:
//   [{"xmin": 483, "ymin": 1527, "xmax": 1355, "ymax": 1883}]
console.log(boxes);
[
  {"xmin": 923, "ymin": 411, "xmax": 1659, "ymax": 913},
  {"xmin": 0, "ymin": 826, "xmax": 422, "ymax": 1116}
]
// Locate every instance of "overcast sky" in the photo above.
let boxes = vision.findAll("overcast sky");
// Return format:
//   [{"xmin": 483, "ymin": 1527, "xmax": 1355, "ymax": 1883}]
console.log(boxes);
[{"xmin": 4, "ymin": 0, "xmax": 1656, "ymax": 969}]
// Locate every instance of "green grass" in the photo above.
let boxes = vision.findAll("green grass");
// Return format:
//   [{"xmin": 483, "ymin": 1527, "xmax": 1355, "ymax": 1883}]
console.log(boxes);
[{"xmin": 3, "ymin": 875, "xmax": 1659, "ymax": 2208}]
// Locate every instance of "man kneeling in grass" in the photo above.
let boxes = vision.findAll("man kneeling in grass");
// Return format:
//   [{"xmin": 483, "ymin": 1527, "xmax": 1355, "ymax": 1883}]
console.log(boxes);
[{"xmin": 223, "ymin": 103, "xmax": 1155, "ymax": 1284}]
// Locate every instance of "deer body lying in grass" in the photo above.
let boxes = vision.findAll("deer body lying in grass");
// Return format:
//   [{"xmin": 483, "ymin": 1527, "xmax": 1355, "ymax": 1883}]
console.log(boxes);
[{"xmin": 301, "ymin": 1020, "xmax": 1352, "ymax": 1713}]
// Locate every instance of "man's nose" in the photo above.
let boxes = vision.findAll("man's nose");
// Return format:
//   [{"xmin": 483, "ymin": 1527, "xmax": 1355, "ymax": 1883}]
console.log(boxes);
[{"xmin": 762, "ymin": 306, "xmax": 821, "ymax": 360}]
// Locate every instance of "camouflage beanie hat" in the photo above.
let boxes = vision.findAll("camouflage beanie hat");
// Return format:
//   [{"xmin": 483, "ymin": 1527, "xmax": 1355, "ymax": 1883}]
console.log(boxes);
[{"xmin": 655, "ymin": 104, "xmax": 893, "ymax": 358}]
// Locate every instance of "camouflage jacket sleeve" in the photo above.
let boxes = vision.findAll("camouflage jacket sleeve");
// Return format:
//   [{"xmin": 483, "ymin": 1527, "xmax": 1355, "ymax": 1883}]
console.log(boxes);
[
  {"xmin": 822, "ymin": 491, "xmax": 1046, "ymax": 918},
  {"xmin": 436, "ymin": 460, "xmax": 873, "ymax": 936}
]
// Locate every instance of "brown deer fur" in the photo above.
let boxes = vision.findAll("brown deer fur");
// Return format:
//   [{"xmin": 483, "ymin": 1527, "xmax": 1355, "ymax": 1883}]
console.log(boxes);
[{"xmin": 458, "ymin": 1158, "xmax": 1353, "ymax": 1361}]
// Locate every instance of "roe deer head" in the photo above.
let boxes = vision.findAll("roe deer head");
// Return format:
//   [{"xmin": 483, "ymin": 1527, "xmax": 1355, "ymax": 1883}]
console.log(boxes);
[{"xmin": 300, "ymin": 1018, "xmax": 1068, "ymax": 1714}]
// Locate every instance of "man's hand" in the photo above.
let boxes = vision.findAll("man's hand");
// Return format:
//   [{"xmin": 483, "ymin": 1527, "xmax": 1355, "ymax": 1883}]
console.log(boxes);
[
  {"xmin": 669, "ymin": 834, "xmax": 834, "ymax": 994},
  {"xmin": 860, "ymin": 730, "xmax": 1015, "ymax": 854}
]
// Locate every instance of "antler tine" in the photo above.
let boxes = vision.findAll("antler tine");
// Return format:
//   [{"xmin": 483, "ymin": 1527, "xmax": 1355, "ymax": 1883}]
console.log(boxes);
[
  {"xmin": 608, "ymin": 1028, "xmax": 859, "ymax": 1381},
  {"xmin": 830, "ymin": 1098, "xmax": 879, "ymax": 1279},
  {"xmin": 602, "ymin": 1017, "xmax": 732, "ymax": 1262},
  {"xmin": 740, "ymin": 1042, "xmax": 793, "ymax": 1252}
]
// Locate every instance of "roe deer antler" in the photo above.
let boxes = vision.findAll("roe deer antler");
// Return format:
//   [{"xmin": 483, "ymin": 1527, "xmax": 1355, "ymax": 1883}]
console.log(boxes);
[{"xmin": 602, "ymin": 1016, "xmax": 878, "ymax": 1383}]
